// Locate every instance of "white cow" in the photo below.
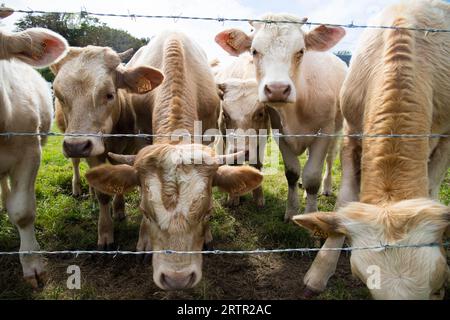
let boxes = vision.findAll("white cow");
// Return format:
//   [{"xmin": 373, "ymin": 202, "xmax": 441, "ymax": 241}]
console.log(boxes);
[
  {"xmin": 0, "ymin": 10, "xmax": 68, "ymax": 287},
  {"xmin": 216, "ymin": 14, "xmax": 347, "ymax": 220}
]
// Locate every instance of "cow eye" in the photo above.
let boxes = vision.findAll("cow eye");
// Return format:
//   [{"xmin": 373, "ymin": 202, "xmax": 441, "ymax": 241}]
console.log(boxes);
[
  {"xmin": 106, "ymin": 93, "xmax": 115, "ymax": 101},
  {"xmin": 251, "ymin": 49, "xmax": 258, "ymax": 56},
  {"xmin": 296, "ymin": 49, "xmax": 305, "ymax": 57}
]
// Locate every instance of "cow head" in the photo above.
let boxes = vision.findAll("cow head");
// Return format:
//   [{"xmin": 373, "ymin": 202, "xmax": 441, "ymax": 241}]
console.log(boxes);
[
  {"xmin": 293, "ymin": 199, "xmax": 450, "ymax": 299},
  {"xmin": 86, "ymin": 144, "xmax": 263, "ymax": 290},
  {"xmin": 51, "ymin": 46, "xmax": 164, "ymax": 158},
  {"xmin": 215, "ymin": 14, "xmax": 345, "ymax": 104},
  {"xmin": 217, "ymin": 78, "xmax": 269, "ymax": 160},
  {"xmin": 0, "ymin": 26, "xmax": 68, "ymax": 66}
]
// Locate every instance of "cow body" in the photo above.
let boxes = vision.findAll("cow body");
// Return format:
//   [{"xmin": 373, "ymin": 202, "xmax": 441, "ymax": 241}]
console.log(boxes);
[
  {"xmin": 215, "ymin": 53, "xmax": 268, "ymax": 207},
  {"xmin": 0, "ymin": 21, "xmax": 68, "ymax": 286},
  {"xmin": 215, "ymin": 14, "xmax": 347, "ymax": 220},
  {"xmin": 86, "ymin": 31, "xmax": 263, "ymax": 290},
  {"xmin": 294, "ymin": 0, "xmax": 450, "ymax": 299}
]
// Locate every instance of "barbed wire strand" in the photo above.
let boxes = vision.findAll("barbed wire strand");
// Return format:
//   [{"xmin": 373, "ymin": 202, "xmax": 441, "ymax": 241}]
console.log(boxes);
[
  {"xmin": 0, "ymin": 132, "xmax": 448, "ymax": 139},
  {"xmin": 0, "ymin": 242, "xmax": 448, "ymax": 257},
  {"xmin": 3, "ymin": 8, "xmax": 450, "ymax": 33}
]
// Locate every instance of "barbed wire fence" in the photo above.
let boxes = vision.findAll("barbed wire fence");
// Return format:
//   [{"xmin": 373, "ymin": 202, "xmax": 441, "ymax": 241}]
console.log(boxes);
[
  {"xmin": 2, "ymin": 7, "xmax": 450, "ymax": 33},
  {"xmin": 0, "ymin": 6, "xmax": 449, "ymax": 258}
]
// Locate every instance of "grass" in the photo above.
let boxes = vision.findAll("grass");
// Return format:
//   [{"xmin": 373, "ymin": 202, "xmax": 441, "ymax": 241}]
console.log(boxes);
[{"xmin": 0, "ymin": 131, "xmax": 448, "ymax": 299}]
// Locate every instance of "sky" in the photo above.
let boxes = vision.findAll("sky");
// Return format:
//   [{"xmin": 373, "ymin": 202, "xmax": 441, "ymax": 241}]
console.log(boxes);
[{"xmin": 0, "ymin": 0, "xmax": 443, "ymax": 64}]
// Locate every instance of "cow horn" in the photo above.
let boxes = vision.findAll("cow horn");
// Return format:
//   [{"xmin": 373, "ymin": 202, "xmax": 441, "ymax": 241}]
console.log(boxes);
[
  {"xmin": 215, "ymin": 151, "xmax": 246, "ymax": 166},
  {"xmin": 108, "ymin": 152, "xmax": 136, "ymax": 165},
  {"xmin": 118, "ymin": 48, "xmax": 134, "ymax": 61}
]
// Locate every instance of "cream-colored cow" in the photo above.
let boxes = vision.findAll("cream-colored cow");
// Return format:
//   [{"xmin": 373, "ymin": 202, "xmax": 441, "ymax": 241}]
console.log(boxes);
[
  {"xmin": 215, "ymin": 54, "xmax": 268, "ymax": 207},
  {"xmin": 0, "ymin": 10, "xmax": 68, "ymax": 287},
  {"xmin": 215, "ymin": 14, "xmax": 346, "ymax": 221},
  {"xmin": 50, "ymin": 46, "xmax": 164, "ymax": 250},
  {"xmin": 86, "ymin": 31, "xmax": 263, "ymax": 291},
  {"xmin": 294, "ymin": 0, "xmax": 450, "ymax": 299}
]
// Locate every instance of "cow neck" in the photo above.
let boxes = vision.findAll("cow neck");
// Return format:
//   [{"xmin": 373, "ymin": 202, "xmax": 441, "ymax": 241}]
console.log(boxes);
[
  {"xmin": 152, "ymin": 36, "xmax": 197, "ymax": 145},
  {"xmin": 360, "ymin": 24, "xmax": 430, "ymax": 205}
]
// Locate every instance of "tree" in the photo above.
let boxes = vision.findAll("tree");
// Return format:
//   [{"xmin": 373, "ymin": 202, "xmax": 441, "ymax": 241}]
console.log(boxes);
[{"xmin": 15, "ymin": 13, "xmax": 149, "ymax": 81}]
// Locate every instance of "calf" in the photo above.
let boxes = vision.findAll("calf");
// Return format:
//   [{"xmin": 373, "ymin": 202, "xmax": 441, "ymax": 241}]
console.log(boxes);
[
  {"xmin": 216, "ymin": 14, "xmax": 346, "ymax": 221},
  {"xmin": 50, "ymin": 46, "xmax": 164, "ymax": 249},
  {"xmin": 86, "ymin": 31, "xmax": 263, "ymax": 290},
  {"xmin": 294, "ymin": 0, "xmax": 450, "ymax": 299},
  {"xmin": 215, "ymin": 54, "xmax": 269, "ymax": 207},
  {"xmin": 0, "ymin": 10, "xmax": 68, "ymax": 286}
]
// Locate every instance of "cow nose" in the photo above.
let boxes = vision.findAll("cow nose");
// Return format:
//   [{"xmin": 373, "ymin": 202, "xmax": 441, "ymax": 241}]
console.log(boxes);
[
  {"xmin": 160, "ymin": 272, "xmax": 196, "ymax": 290},
  {"xmin": 63, "ymin": 140, "xmax": 93, "ymax": 158},
  {"xmin": 264, "ymin": 82, "xmax": 291, "ymax": 102}
]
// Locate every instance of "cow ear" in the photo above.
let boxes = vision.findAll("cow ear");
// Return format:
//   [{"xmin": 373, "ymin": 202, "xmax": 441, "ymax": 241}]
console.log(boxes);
[
  {"xmin": 213, "ymin": 165, "xmax": 263, "ymax": 196},
  {"xmin": 86, "ymin": 164, "xmax": 139, "ymax": 195},
  {"xmin": 215, "ymin": 29, "xmax": 252, "ymax": 56},
  {"xmin": 7, "ymin": 28, "xmax": 68, "ymax": 67},
  {"xmin": 117, "ymin": 66, "xmax": 164, "ymax": 94},
  {"xmin": 305, "ymin": 25, "xmax": 345, "ymax": 52},
  {"xmin": 50, "ymin": 47, "xmax": 82, "ymax": 75},
  {"xmin": 292, "ymin": 212, "xmax": 347, "ymax": 236}
]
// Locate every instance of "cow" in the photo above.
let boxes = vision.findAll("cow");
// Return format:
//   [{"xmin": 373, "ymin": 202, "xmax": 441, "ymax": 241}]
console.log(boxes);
[
  {"xmin": 215, "ymin": 53, "xmax": 269, "ymax": 207},
  {"xmin": 293, "ymin": 0, "xmax": 450, "ymax": 299},
  {"xmin": 50, "ymin": 46, "xmax": 164, "ymax": 250},
  {"xmin": 85, "ymin": 30, "xmax": 263, "ymax": 290},
  {"xmin": 215, "ymin": 14, "xmax": 347, "ymax": 221},
  {"xmin": 0, "ymin": 9, "xmax": 68, "ymax": 287}
]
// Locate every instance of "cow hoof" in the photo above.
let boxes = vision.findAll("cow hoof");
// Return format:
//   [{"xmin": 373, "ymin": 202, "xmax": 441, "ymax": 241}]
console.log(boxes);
[
  {"xmin": 284, "ymin": 211, "xmax": 297, "ymax": 223},
  {"xmin": 24, "ymin": 270, "xmax": 47, "ymax": 289},
  {"xmin": 203, "ymin": 241, "xmax": 214, "ymax": 251},
  {"xmin": 302, "ymin": 286, "xmax": 320, "ymax": 299},
  {"xmin": 322, "ymin": 190, "xmax": 333, "ymax": 197},
  {"xmin": 97, "ymin": 242, "xmax": 116, "ymax": 251},
  {"xmin": 114, "ymin": 211, "xmax": 126, "ymax": 222},
  {"xmin": 254, "ymin": 198, "xmax": 265, "ymax": 208}
]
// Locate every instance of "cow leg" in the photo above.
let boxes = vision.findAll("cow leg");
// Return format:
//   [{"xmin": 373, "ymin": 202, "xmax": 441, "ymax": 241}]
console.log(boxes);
[
  {"xmin": 7, "ymin": 146, "xmax": 45, "ymax": 288},
  {"xmin": 87, "ymin": 158, "xmax": 114, "ymax": 250},
  {"xmin": 279, "ymin": 139, "xmax": 302, "ymax": 222},
  {"xmin": 1, "ymin": 176, "xmax": 9, "ymax": 212},
  {"xmin": 226, "ymin": 195, "xmax": 240, "ymax": 207},
  {"xmin": 303, "ymin": 138, "xmax": 330, "ymax": 213},
  {"xmin": 428, "ymin": 136, "xmax": 450, "ymax": 199},
  {"xmin": 251, "ymin": 162, "xmax": 265, "ymax": 207},
  {"xmin": 71, "ymin": 158, "xmax": 82, "ymax": 197},
  {"xmin": 336, "ymin": 133, "xmax": 361, "ymax": 208},
  {"xmin": 137, "ymin": 216, "xmax": 152, "ymax": 264},
  {"xmin": 321, "ymin": 137, "xmax": 338, "ymax": 196},
  {"xmin": 303, "ymin": 132, "xmax": 361, "ymax": 295},
  {"xmin": 112, "ymin": 194, "xmax": 126, "ymax": 221}
]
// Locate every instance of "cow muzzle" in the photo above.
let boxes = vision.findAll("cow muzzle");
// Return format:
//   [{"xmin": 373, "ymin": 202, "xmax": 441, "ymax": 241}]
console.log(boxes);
[
  {"xmin": 159, "ymin": 270, "xmax": 198, "ymax": 290},
  {"xmin": 264, "ymin": 82, "xmax": 292, "ymax": 103},
  {"xmin": 63, "ymin": 139, "xmax": 94, "ymax": 158}
]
